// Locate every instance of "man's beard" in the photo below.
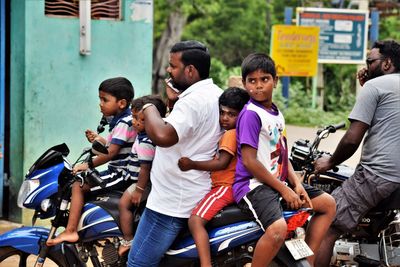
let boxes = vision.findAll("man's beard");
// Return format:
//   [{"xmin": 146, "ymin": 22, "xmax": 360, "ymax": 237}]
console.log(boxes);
[
  {"xmin": 170, "ymin": 78, "xmax": 189, "ymax": 92},
  {"xmin": 368, "ymin": 64, "xmax": 384, "ymax": 80}
]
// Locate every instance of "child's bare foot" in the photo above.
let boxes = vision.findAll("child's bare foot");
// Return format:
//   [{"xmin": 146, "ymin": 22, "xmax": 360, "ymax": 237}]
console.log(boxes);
[
  {"xmin": 46, "ymin": 230, "xmax": 79, "ymax": 246},
  {"xmin": 118, "ymin": 238, "xmax": 132, "ymax": 256}
]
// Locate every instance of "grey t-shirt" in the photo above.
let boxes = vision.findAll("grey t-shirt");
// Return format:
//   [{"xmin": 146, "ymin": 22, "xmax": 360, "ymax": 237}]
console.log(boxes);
[{"xmin": 349, "ymin": 73, "xmax": 400, "ymax": 182}]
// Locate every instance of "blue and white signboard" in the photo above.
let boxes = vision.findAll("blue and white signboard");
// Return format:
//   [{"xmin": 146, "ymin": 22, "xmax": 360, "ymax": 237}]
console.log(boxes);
[{"xmin": 296, "ymin": 7, "xmax": 369, "ymax": 64}]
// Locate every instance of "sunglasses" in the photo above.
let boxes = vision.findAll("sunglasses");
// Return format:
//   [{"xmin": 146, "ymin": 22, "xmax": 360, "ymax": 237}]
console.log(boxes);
[
  {"xmin": 366, "ymin": 57, "xmax": 384, "ymax": 66},
  {"xmin": 164, "ymin": 78, "xmax": 180, "ymax": 93}
]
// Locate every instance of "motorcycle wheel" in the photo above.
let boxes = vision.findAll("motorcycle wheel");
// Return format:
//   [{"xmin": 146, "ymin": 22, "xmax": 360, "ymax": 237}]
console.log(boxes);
[{"xmin": 0, "ymin": 246, "xmax": 67, "ymax": 267}]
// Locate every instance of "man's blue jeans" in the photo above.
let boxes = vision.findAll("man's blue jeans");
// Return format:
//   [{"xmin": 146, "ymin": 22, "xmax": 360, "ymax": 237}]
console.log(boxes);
[{"xmin": 127, "ymin": 208, "xmax": 187, "ymax": 267}]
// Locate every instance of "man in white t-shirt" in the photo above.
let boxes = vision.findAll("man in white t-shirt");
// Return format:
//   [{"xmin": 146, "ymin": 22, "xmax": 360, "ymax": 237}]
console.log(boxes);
[{"xmin": 127, "ymin": 40, "xmax": 223, "ymax": 267}]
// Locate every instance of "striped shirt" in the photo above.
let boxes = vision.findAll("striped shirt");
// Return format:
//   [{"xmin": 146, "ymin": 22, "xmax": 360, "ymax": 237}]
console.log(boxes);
[
  {"xmin": 106, "ymin": 108, "xmax": 137, "ymax": 173},
  {"xmin": 125, "ymin": 132, "xmax": 155, "ymax": 181}
]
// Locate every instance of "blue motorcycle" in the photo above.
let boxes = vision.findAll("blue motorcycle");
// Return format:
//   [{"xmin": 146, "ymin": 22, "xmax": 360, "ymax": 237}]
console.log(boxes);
[{"xmin": 0, "ymin": 140, "xmax": 313, "ymax": 267}]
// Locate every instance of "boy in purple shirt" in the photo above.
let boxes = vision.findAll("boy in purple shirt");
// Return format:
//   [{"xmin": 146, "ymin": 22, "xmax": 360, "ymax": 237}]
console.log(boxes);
[{"xmin": 233, "ymin": 53, "xmax": 336, "ymax": 266}]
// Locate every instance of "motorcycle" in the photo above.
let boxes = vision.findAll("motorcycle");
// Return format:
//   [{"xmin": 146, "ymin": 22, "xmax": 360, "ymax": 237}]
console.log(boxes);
[
  {"xmin": 0, "ymin": 127, "xmax": 314, "ymax": 267},
  {"xmin": 290, "ymin": 123, "xmax": 400, "ymax": 267}
]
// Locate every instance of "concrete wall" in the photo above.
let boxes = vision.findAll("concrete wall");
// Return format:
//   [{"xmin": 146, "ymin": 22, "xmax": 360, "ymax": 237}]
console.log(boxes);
[{"xmin": 9, "ymin": 0, "xmax": 153, "ymax": 223}]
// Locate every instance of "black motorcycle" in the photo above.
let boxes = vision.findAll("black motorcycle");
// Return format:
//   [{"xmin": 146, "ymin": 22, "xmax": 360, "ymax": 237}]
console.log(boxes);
[{"xmin": 290, "ymin": 123, "xmax": 400, "ymax": 267}]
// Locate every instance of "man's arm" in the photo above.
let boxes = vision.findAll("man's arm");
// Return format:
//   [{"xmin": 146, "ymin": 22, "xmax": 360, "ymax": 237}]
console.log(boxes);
[
  {"xmin": 178, "ymin": 150, "xmax": 233, "ymax": 171},
  {"xmin": 142, "ymin": 105, "xmax": 179, "ymax": 147},
  {"xmin": 315, "ymin": 120, "xmax": 369, "ymax": 173}
]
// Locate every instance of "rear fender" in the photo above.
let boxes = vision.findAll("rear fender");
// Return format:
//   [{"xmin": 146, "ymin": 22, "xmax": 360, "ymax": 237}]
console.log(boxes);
[{"xmin": 0, "ymin": 226, "xmax": 84, "ymax": 266}]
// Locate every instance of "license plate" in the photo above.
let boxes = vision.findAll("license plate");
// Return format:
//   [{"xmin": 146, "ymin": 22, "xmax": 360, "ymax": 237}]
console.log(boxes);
[{"xmin": 285, "ymin": 238, "xmax": 314, "ymax": 260}]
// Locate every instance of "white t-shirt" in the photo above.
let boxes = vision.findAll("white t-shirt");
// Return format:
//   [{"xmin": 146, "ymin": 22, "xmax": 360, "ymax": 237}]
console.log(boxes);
[{"xmin": 146, "ymin": 78, "xmax": 223, "ymax": 218}]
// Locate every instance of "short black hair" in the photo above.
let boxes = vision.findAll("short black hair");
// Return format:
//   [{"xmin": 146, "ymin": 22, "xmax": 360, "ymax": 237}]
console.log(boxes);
[
  {"xmin": 131, "ymin": 95, "xmax": 167, "ymax": 118},
  {"xmin": 241, "ymin": 53, "xmax": 277, "ymax": 80},
  {"xmin": 372, "ymin": 40, "xmax": 400, "ymax": 72},
  {"xmin": 99, "ymin": 77, "xmax": 134, "ymax": 105},
  {"xmin": 170, "ymin": 40, "xmax": 210, "ymax": 79},
  {"xmin": 219, "ymin": 87, "xmax": 249, "ymax": 112}
]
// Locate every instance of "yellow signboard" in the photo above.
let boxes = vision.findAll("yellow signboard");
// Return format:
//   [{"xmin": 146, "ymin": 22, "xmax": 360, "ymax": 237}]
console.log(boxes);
[{"xmin": 271, "ymin": 25, "xmax": 319, "ymax": 77}]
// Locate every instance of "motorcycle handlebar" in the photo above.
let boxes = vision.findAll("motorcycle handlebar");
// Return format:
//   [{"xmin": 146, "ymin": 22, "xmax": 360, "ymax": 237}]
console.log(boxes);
[
  {"xmin": 329, "ymin": 122, "xmax": 346, "ymax": 132},
  {"xmin": 86, "ymin": 169, "xmax": 107, "ymax": 188}
]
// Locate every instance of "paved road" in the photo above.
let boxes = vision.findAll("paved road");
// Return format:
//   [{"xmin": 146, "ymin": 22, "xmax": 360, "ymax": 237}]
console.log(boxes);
[{"xmin": 286, "ymin": 125, "xmax": 361, "ymax": 168}]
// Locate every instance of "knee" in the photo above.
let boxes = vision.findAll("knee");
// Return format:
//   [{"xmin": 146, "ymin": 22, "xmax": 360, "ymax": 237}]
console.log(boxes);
[
  {"xmin": 323, "ymin": 194, "xmax": 337, "ymax": 216},
  {"xmin": 267, "ymin": 220, "xmax": 287, "ymax": 244},
  {"xmin": 119, "ymin": 199, "xmax": 129, "ymax": 211},
  {"xmin": 188, "ymin": 215, "xmax": 202, "ymax": 231},
  {"xmin": 315, "ymin": 193, "xmax": 337, "ymax": 217}
]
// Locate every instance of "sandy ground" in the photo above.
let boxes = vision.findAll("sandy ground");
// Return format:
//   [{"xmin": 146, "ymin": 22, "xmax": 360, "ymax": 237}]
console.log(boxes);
[{"xmin": 0, "ymin": 125, "xmax": 360, "ymax": 266}]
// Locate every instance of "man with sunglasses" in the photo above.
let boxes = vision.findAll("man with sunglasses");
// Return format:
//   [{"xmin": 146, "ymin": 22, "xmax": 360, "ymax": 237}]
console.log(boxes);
[{"xmin": 313, "ymin": 40, "xmax": 400, "ymax": 266}]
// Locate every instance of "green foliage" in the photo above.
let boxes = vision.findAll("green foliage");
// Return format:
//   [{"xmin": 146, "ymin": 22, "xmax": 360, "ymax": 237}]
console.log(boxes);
[
  {"xmin": 154, "ymin": 1, "xmax": 398, "ymax": 127},
  {"xmin": 210, "ymin": 58, "xmax": 241, "ymax": 89},
  {"xmin": 182, "ymin": 0, "xmax": 269, "ymax": 66},
  {"xmin": 323, "ymin": 64, "xmax": 356, "ymax": 112},
  {"xmin": 273, "ymin": 82, "xmax": 349, "ymax": 127},
  {"xmin": 379, "ymin": 16, "xmax": 400, "ymax": 42}
]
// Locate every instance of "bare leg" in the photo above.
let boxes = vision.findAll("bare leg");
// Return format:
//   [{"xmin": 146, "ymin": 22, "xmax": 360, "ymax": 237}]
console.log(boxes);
[
  {"xmin": 118, "ymin": 190, "xmax": 134, "ymax": 255},
  {"xmin": 314, "ymin": 228, "xmax": 340, "ymax": 267},
  {"xmin": 189, "ymin": 215, "xmax": 211, "ymax": 267},
  {"xmin": 46, "ymin": 182, "xmax": 88, "ymax": 246},
  {"xmin": 252, "ymin": 218, "xmax": 287, "ymax": 267},
  {"xmin": 305, "ymin": 193, "xmax": 336, "ymax": 266}
]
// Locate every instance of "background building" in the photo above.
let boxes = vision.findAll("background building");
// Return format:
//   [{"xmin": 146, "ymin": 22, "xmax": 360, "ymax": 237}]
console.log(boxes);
[{"xmin": 0, "ymin": 0, "xmax": 153, "ymax": 223}]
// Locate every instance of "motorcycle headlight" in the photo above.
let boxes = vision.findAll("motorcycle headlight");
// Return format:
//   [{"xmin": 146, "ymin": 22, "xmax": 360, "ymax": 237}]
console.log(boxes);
[{"xmin": 17, "ymin": 179, "xmax": 40, "ymax": 208}]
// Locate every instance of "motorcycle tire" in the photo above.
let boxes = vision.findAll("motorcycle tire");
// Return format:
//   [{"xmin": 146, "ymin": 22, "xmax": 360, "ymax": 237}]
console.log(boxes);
[{"xmin": 0, "ymin": 246, "xmax": 68, "ymax": 267}]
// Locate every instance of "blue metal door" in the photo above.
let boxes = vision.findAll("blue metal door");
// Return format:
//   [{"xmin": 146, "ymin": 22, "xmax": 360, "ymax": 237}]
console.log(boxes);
[{"xmin": 0, "ymin": 0, "xmax": 6, "ymax": 216}]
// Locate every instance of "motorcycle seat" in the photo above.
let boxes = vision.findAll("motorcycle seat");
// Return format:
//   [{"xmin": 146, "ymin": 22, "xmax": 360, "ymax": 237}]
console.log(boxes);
[{"xmin": 208, "ymin": 204, "xmax": 253, "ymax": 229}]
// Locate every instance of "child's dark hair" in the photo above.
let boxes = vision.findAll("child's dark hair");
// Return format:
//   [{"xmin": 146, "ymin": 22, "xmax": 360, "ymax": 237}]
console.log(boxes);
[
  {"xmin": 241, "ymin": 53, "xmax": 277, "ymax": 80},
  {"xmin": 131, "ymin": 95, "xmax": 167, "ymax": 118},
  {"xmin": 219, "ymin": 87, "xmax": 249, "ymax": 111},
  {"xmin": 99, "ymin": 77, "xmax": 134, "ymax": 105}
]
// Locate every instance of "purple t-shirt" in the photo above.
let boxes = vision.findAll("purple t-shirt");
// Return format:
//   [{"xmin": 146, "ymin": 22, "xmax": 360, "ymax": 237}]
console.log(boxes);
[{"xmin": 233, "ymin": 99, "xmax": 288, "ymax": 203}]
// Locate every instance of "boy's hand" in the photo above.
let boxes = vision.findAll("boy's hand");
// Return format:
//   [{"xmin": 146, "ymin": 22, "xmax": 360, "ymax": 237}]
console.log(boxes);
[
  {"xmin": 85, "ymin": 129, "xmax": 98, "ymax": 143},
  {"xmin": 131, "ymin": 189, "xmax": 143, "ymax": 206},
  {"xmin": 293, "ymin": 184, "xmax": 313, "ymax": 209},
  {"xmin": 178, "ymin": 157, "xmax": 194, "ymax": 171},
  {"xmin": 281, "ymin": 187, "xmax": 304, "ymax": 210},
  {"xmin": 72, "ymin": 163, "xmax": 89, "ymax": 174}
]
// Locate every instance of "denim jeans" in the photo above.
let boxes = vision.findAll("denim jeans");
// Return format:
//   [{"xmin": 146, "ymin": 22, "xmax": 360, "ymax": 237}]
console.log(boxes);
[{"xmin": 127, "ymin": 208, "xmax": 187, "ymax": 267}]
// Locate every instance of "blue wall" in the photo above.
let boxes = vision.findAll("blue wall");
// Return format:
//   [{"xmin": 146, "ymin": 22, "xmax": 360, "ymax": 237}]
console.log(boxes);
[{"xmin": 9, "ymin": 0, "xmax": 153, "ymax": 222}]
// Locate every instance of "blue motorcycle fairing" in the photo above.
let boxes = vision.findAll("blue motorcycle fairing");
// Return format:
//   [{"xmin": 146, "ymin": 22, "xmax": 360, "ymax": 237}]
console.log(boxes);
[
  {"xmin": 0, "ymin": 226, "xmax": 49, "ymax": 254},
  {"xmin": 0, "ymin": 226, "xmax": 85, "ymax": 266},
  {"xmin": 78, "ymin": 202, "xmax": 122, "ymax": 242},
  {"xmin": 167, "ymin": 221, "xmax": 262, "ymax": 258},
  {"xmin": 167, "ymin": 210, "xmax": 307, "ymax": 258},
  {"xmin": 23, "ymin": 163, "xmax": 64, "ymax": 209}
]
